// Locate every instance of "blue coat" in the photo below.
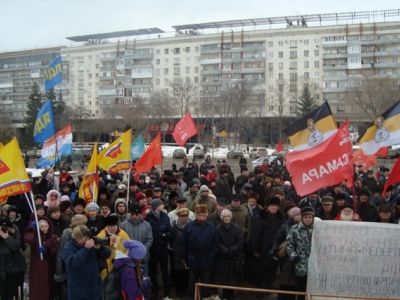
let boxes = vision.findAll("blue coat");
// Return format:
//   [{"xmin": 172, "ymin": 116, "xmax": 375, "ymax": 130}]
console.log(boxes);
[
  {"xmin": 146, "ymin": 211, "xmax": 171, "ymax": 252},
  {"xmin": 63, "ymin": 240, "xmax": 111, "ymax": 300},
  {"xmin": 183, "ymin": 220, "xmax": 219, "ymax": 270}
]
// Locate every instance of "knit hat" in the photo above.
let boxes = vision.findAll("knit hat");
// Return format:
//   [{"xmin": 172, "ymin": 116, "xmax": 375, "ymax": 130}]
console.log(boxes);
[
  {"xmin": 199, "ymin": 185, "xmax": 210, "ymax": 192},
  {"xmin": 287, "ymin": 207, "xmax": 301, "ymax": 218},
  {"xmin": 151, "ymin": 198, "xmax": 163, "ymax": 211},
  {"xmin": 176, "ymin": 208, "xmax": 190, "ymax": 217},
  {"xmin": 60, "ymin": 195, "xmax": 70, "ymax": 202},
  {"xmin": 86, "ymin": 202, "xmax": 100, "ymax": 212},
  {"xmin": 321, "ymin": 195, "xmax": 334, "ymax": 204},
  {"xmin": 123, "ymin": 240, "xmax": 147, "ymax": 260},
  {"xmin": 220, "ymin": 208, "xmax": 233, "ymax": 220},
  {"xmin": 73, "ymin": 198, "xmax": 86, "ymax": 208},
  {"xmin": 130, "ymin": 204, "xmax": 141, "ymax": 214},
  {"xmin": 359, "ymin": 188, "xmax": 371, "ymax": 197},
  {"xmin": 115, "ymin": 250, "xmax": 129, "ymax": 260},
  {"xmin": 135, "ymin": 192, "xmax": 146, "ymax": 201},
  {"xmin": 301, "ymin": 206, "xmax": 315, "ymax": 216},
  {"xmin": 70, "ymin": 214, "xmax": 88, "ymax": 228},
  {"xmin": 195, "ymin": 204, "xmax": 208, "ymax": 214},
  {"xmin": 104, "ymin": 215, "xmax": 119, "ymax": 226},
  {"xmin": 266, "ymin": 196, "xmax": 281, "ymax": 207}
]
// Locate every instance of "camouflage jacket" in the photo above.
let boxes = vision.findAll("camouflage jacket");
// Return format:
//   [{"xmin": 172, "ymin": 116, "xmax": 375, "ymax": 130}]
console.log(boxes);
[{"xmin": 286, "ymin": 222, "xmax": 313, "ymax": 277}]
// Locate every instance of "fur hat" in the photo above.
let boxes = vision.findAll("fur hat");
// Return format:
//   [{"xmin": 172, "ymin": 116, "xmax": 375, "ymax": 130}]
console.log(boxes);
[
  {"xmin": 220, "ymin": 208, "xmax": 232, "ymax": 220},
  {"xmin": 177, "ymin": 208, "xmax": 190, "ymax": 217},
  {"xmin": 301, "ymin": 206, "xmax": 315, "ymax": 216},
  {"xmin": 266, "ymin": 196, "xmax": 281, "ymax": 207},
  {"xmin": 73, "ymin": 198, "xmax": 86, "ymax": 208},
  {"xmin": 123, "ymin": 240, "xmax": 147, "ymax": 260},
  {"xmin": 70, "ymin": 214, "xmax": 88, "ymax": 228},
  {"xmin": 151, "ymin": 198, "xmax": 163, "ymax": 211},
  {"xmin": 321, "ymin": 195, "xmax": 334, "ymax": 204},
  {"xmin": 195, "ymin": 204, "xmax": 208, "ymax": 214},
  {"xmin": 287, "ymin": 207, "xmax": 301, "ymax": 218},
  {"xmin": 59, "ymin": 201, "xmax": 72, "ymax": 213},
  {"xmin": 104, "ymin": 215, "xmax": 119, "ymax": 226},
  {"xmin": 199, "ymin": 185, "xmax": 210, "ymax": 192},
  {"xmin": 71, "ymin": 225, "xmax": 91, "ymax": 240}
]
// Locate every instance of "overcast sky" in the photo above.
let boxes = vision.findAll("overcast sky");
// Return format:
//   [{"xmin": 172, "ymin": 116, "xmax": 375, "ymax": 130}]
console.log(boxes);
[{"xmin": 0, "ymin": 0, "xmax": 398, "ymax": 51}]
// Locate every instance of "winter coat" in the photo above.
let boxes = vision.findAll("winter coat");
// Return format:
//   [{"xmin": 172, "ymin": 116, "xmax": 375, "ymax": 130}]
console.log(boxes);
[
  {"xmin": 227, "ymin": 204, "xmax": 250, "ymax": 239},
  {"xmin": 0, "ymin": 225, "xmax": 25, "ymax": 279},
  {"xmin": 286, "ymin": 222, "xmax": 313, "ymax": 277},
  {"xmin": 215, "ymin": 176, "xmax": 232, "ymax": 199},
  {"xmin": 49, "ymin": 217, "xmax": 68, "ymax": 238},
  {"xmin": 168, "ymin": 208, "xmax": 195, "ymax": 225},
  {"xmin": 86, "ymin": 215, "xmax": 105, "ymax": 235},
  {"xmin": 146, "ymin": 211, "xmax": 171, "ymax": 253},
  {"xmin": 97, "ymin": 228, "xmax": 130, "ymax": 279},
  {"xmin": 183, "ymin": 220, "xmax": 219, "ymax": 270},
  {"xmin": 113, "ymin": 258, "xmax": 143, "ymax": 300},
  {"xmin": 357, "ymin": 202, "xmax": 378, "ymax": 222},
  {"xmin": 271, "ymin": 219, "xmax": 297, "ymax": 257},
  {"xmin": 214, "ymin": 222, "xmax": 244, "ymax": 285},
  {"xmin": 183, "ymin": 190, "xmax": 200, "ymax": 211},
  {"xmin": 250, "ymin": 210, "xmax": 285, "ymax": 258},
  {"xmin": 63, "ymin": 239, "xmax": 111, "ymax": 300},
  {"xmin": 171, "ymin": 220, "xmax": 189, "ymax": 270},
  {"xmin": 192, "ymin": 196, "xmax": 217, "ymax": 214},
  {"xmin": 44, "ymin": 189, "xmax": 60, "ymax": 208},
  {"xmin": 24, "ymin": 221, "xmax": 59, "ymax": 300},
  {"xmin": 120, "ymin": 218, "xmax": 153, "ymax": 262}
]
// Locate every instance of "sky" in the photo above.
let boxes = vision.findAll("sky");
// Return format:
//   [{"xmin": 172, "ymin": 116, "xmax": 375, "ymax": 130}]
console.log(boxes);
[{"xmin": 0, "ymin": 0, "xmax": 398, "ymax": 52}]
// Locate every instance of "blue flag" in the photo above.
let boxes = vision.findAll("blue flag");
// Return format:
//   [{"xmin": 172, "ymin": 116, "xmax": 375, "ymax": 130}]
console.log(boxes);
[
  {"xmin": 44, "ymin": 55, "xmax": 62, "ymax": 91},
  {"xmin": 34, "ymin": 100, "xmax": 56, "ymax": 144},
  {"xmin": 131, "ymin": 134, "xmax": 145, "ymax": 160}
]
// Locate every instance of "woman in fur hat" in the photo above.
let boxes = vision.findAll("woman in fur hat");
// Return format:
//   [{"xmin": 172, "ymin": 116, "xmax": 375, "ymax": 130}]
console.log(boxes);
[
  {"xmin": 97, "ymin": 214, "xmax": 130, "ymax": 279},
  {"xmin": 44, "ymin": 189, "xmax": 61, "ymax": 208}
]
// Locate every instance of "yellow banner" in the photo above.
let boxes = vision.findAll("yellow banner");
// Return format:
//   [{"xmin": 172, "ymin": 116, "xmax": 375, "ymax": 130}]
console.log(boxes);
[
  {"xmin": 79, "ymin": 143, "xmax": 98, "ymax": 202},
  {"xmin": 0, "ymin": 138, "xmax": 31, "ymax": 203},
  {"xmin": 98, "ymin": 129, "xmax": 132, "ymax": 173}
]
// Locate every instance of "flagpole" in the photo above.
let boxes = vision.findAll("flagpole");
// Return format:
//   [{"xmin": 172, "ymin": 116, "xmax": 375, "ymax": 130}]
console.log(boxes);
[
  {"xmin": 126, "ymin": 168, "xmax": 131, "ymax": 204},
  {"xmin": 24, "ymin": 193, "xmax": 34, "ymax": 213},
  {"xmin": 29, "ymin": 191, "xmax": 44, "ymax": 261}
]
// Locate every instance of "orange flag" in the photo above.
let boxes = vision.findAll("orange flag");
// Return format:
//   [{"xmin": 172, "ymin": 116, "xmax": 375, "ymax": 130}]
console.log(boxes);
[{"xmin": 135, "ymin": 133, "xmax": 162, "ymax": 173}]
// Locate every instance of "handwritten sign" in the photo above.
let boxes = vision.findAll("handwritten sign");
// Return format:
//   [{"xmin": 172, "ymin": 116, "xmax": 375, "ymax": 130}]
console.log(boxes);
[{"xmin": 307, "ymin": 221, "xmax": 400, "ymax": 299}]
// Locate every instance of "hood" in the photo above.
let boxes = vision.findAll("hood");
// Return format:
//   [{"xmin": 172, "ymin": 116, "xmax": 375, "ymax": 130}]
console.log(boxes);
[
  {"xmin": 45, "ymin": 189, "xmax": 61, "ymax": 207},
  {"xmin": 114, "ymin": 198, "xmax": 128, "ymax": 213},
  {"xmin": 113, "ymin": 257, "xmax": 134, "ymax": 269}
]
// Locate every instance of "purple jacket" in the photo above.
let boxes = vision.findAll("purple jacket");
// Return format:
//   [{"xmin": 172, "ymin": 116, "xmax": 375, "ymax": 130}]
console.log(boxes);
[{"xmin": 113, "ymin": 258, "xmax": 142, "ymax": 300}]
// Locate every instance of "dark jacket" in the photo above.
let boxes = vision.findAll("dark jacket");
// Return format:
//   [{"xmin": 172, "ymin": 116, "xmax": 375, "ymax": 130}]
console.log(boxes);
[
  {"xmin": 171, "ymin": 220, "xmax": 189, "ymax": 270},
  {"xmin": 86, "ymin": 215, "xmax": 105, "ymax": 236},
  {"xmin": 63, "ymin": 240, "xmax": 111, "ymax": 300},
  {"xmin": 271, "ymin": 219, "xmax": 297, "ymax": 257},
  {"xmin": 0, "ymin": 225, "xmax": 25, "ymax": 278},
  {"xmin": 183, "ymin": 220, "xmax": 219, "ymax": 270},
  {"xmin": 146, "ymin": 211, "xmax": 171, "ymax": 252},
  {"xmin": 358, "ymin": 202, "xmax": 378, "ymax": 222}
]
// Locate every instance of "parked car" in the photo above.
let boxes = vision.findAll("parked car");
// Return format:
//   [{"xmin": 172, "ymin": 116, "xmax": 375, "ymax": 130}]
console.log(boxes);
[
  {"xmin": 251, "ymin": 156, "xmax": 279, "ymax": 169},
  {"xmin": 227, "ymin": 149, "xmax": 244, "ymax": 159},
  {"xmin": 193, "ymin": 146, "xmax": 205, "ymax": 159},
  {"xmin": 173, "ymin": 148, "xmax": 186, "ymax": 159},
  {"xmin": 249, "ymin": 147, "xmax": 269, "ymax": 159}
]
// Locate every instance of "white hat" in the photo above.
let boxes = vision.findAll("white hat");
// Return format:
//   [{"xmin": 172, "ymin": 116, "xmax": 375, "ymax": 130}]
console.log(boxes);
[
  {"xmin": 60, "ymin": 195, "xmax": 71, "ymax": 202},
  {"xmin": 118, "ymin": 184, "xmax": 127, "ymax": 190},
  {"xmin": 115, "ymin": 250, "xmax": 129, "ymax": 260},
  {"xmin": 284, "ymin": 181, "xmax": 291, "ymax": 187},
  {"xmin": 200, "ymin": 185, "xmax": 210, "ymax": 192}
]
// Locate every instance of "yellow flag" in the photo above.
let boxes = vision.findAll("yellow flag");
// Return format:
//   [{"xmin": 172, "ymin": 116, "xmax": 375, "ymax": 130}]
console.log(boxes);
[
  {"xmin": 0, "ymin": 138, "xmax": 31, "ymax": 203},
  {"xmin": 98, "ymin": 129, "xmax": 132, "ymax": 173},
  {"xmin": 79, "ymin": 143, "xmax": 98, "ymax": 203}
]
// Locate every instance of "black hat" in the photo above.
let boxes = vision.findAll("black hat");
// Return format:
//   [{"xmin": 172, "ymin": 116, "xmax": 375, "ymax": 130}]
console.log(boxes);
[
  {"xmin": 7, "ymin": 205, "xmax": 18, "ymax": 213},
  {"xmin": 301, "ymin": 206, "xmax": 315, "ymax": 216},
  {"xmin": 379, "ymin": 204, "xmax": 392, "ymax": 213},
  {"xmin": 334, "ymin": 193, "xmax": 346, "ymax": 201},
  {"xmin": 0, "ymin": 217, "xmax": 12, "ymax": 228},
  {"xmin": 130, "ymin": 204, "xmax": 141, "ymax": 214},
  {"xmin": 231, "ymin": 194, "xmax": 241, "ymax": 202},
  {"xmin": 34, "ymin": 194, "xmax": 45, "ymax": 200},
  {"xmin": 104, "ymin": 215, "xmax": 119, "ymax": 226},
  {"xmin": 266, "ymin": 196, "xmax": 281, "ymax": 207},
  {"xmin": 176, "ymin": 197, "xmax": 187, "ymax": 203},
  {"xmin": 169, "ymin": 191, "xmax": 179, "ymax": 199},
  {"xmin": 168, "ymin": 178, "xmax": 178, "ymax": 185},
  {"xmin": 154, "ymin": 186, "xmax": 162, "ymax": 192},
  {"xmin": 359, "ymin": 188, "xmax": 371, "ymax": 197},
  {"xmin": 73, "ymin": 198, "xmax": 86, "ymax": 208},
  {"xmin": 217, "ymin": 197, "xmax": 230, "ymax": 205},
  {"xmin": 243, "ymin": 183, "xmax": 253, "ymax": 191}
]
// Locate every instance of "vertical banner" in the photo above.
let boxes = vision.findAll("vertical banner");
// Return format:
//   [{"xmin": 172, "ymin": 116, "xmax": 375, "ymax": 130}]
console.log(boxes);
[
  {"xmin": 44, "ymin": 55, "xmax": 63, "ymax": 91},
  {"xmin": 34, "ymin": 100, "xmax": 56, "ymax": 144}
]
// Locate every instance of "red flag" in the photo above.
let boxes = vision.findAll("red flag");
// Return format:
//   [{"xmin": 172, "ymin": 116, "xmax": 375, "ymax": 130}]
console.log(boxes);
[
  {"xmin": 382, "ymin": 158, "xmax": 400, "ymax": 195},
  {"xmin": 172, "ymin": 113, "xmax": 198, "ymax": 146},
  {"xmin": 353, "ymin": 149, "xmax": 376, "ymax": 172},
  {"xmin": 375, "ymin": 146, "xmax": 389, "ymax": 158},
  {"xmin": 275, "ymin": 140, "xmax": 283, "ymax": 152},
  {"xmin": 286, "ymin": 121, "xmax": 353, "ymax": 197},
  {"xmin": 135, "ymin": 133, "xmax": 162, "ymax": 173}
]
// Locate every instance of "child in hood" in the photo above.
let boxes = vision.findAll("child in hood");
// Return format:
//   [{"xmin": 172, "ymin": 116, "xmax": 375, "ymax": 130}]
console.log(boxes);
[{"xmin": 113, "ymin": 240, "xmax": 148, "ymax": 300}]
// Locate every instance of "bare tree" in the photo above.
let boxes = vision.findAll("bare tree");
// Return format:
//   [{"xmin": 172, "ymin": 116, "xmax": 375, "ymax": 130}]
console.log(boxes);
[
  {"xmin": 170, "ymin": 78, "xmax": 197, "ymax": 117},
  {"xmin": 346, "ymin": 76, "xmax": 400, "ymax": 121}
]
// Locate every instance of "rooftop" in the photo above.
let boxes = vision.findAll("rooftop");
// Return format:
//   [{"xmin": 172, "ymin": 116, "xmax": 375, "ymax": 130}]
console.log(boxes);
[{"xmin": 66, "ymin": 28, "xmax": 165, "ymax": 42}]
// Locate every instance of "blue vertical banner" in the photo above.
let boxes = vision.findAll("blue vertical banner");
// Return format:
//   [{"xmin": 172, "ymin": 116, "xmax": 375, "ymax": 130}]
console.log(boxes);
[
  {"xmin": 44, "ymin": 55, "xmax": 62, "ymax": 91},
  {"xmin": 131, "ymin": 134, "xmax": 145, "ymax": 160},
  {"xmin": 33, "ymin": 100, "xmax": 56, "ymax": 144}
]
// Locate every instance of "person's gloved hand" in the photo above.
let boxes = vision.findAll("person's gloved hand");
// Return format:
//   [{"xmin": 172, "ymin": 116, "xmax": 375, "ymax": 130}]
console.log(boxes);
[{"xmin": 38, "ymin": 246, "xmax": 47, "ymax": 254}]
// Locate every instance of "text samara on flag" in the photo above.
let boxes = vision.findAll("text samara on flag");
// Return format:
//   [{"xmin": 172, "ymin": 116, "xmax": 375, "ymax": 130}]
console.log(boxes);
[
  {"xmin": 98, "ymin": 129, "xmax": 131, "ymax": 173},
  {"xmin": 358, "ymin": 101, "xmax": 400, "ymax": 155},
  {"xmin": 172, "ymin": 113, "xmax": 198, "ymax": 146},
  {"xmin": 44, "ymin": 55, "xmax": 63, "ymax": 91},
  {"xmin": 283, "ymin": 101, "xmax": 337, "ymax": 151},
  {"xmin": 0, "ymin": 138, "xmax": 31, "ymax": 203},
  {"xmin": 79, "ymin": 143, "xmax": 99, "ymax": 202},
  {"xmin": 135, "ymin": 133, "xmax": 162, "ymax": 173},
  {"xmin": 34, "ymin": 100, "xmax": 56, "ymax": 144},
  {"xmin": 286, "ymin": 121, "xmax": 353, "ymax": 197}
]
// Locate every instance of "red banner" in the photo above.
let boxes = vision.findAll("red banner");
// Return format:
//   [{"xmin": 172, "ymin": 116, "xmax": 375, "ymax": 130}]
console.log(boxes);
[
  {"xmin": 172, "ymin": 113, "xmax": 198, "ymax": 146},
  {"xmin": 353, "ymin": 149, "xmax": 376, "ymax": 172},
  {"xmin": 286, "ymin": 121, "xmax": 353, "ymax": 196},
  {"xmin": 135, "ymin": 133, "xmax": 163, "ymax": 173},
  {"xmin": 382, "ymin": 158, "xmax": 400, "ymax": 195}
]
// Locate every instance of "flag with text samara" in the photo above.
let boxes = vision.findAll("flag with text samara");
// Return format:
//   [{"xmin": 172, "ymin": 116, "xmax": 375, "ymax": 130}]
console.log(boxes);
[
  {"xmin": 135, "ymin": 133, "xmax": 162, "ymax": 173},
  {"xmin": 79, "ymin": 143, "xmax": 99, "ymax": 202},
  {"xmin": 0, "ymin": 138, "xmax": 31, "ymax": 203},
  {"xmin": 172, "ymin": 113, "xmax": 198, "ymax": 146},
  {"xmin": 98, "ymin": 129, "xmax": 131, "ymax": 173},
  {"xmin": 358, "ymin": 101, "xmax": 400, "ymax": 155},
  {"xmin": 286, "ymin": 121, "xmax": 353, "ymax": 196}
]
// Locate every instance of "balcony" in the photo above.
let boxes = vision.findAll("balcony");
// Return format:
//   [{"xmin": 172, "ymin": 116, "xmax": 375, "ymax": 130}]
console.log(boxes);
[
  {"xmin": 322, "ymin": 75, "xmax": 348, "ymax": 81},
  {"xmin": 323, "ymin": 53, "xmax": 348, "ymax": 59},
  {"xmin": 124, "ymin": 52, "xmax": 153, "ymax": 59},
  {"xmin": 324, "ymin": 86, "xmax": 348, "ymax": 93},
  {"xmin": 201, "ymin": 69, "xmax": 221, "ymax": 75},
  {"xmin": 374, "ymin": 62, "xmax": 400, "ymax": 68},
  {"xmin": 97, "ymin": 88, "xmax": 116, "ymax": 97},
  {"xmin": 361, "ymin": 38, "xmax": 400, "ymax": 45},
  {"xmin": 100, "ymin": 54, "xmax": 116, "ymax": 62},
  {"xmin": 322, "ymin": 40, "xmax": 347, "ymax": 48},
  {"xmin": 200, "ymin": 47, "xmax": 221, "ymax": 54},
  {"xmin": 323, "ymin": 64, "xmax": 348, "ymax": 70},
  {"xmin": 200, "ymin": 58, "xmax": 222, "ymax": 65}
]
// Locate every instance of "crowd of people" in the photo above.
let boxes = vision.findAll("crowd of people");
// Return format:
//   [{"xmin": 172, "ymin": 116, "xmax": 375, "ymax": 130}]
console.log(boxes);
[{"xmin": 1, "ymin": 155, "xmax": 400, "ymax": 300}]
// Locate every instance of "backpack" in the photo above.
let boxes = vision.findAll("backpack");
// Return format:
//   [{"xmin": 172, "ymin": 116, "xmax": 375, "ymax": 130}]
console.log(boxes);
[{"xmin": 102, "ymin": 263, "xmax": 134, "ymax": 300}]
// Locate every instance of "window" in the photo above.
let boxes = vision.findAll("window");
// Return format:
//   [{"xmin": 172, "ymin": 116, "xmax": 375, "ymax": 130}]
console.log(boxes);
[
  {"xmin": 194, "ymin": 76, "xmax": 199, "ymax": 83},
  {"xmin": 268, "ymin": 63, "xmax": 273, "ymax": 71},
  {"xmin": 304, "ymin": 39, "xmax": 309, "ymax": 45},
  {"xmin": 304, "ymin": 72, "xmax": 309, "ymax": 80},
  {"xmin": 290, "ymin": 83, "xmax": 297, "ymax": 92},
  {"xmin": 174, "ymin": 58, "xmax": 180, "ymax": 64},
  {"xmin": 279, "ymin": 73, "xmax": 283, "ymax": 80},
  {"xmin": 185, "ymin": 46, "xmax": 190, "ymax": 53},
  {"xmin": 290, "ymin": 40, "xmax": 297, "ymax": 47},
  {"xmin": 290, "ymin": 106, "xmax": 297, "ymax": 113},
  {"xmin": 337, "ymin": 105, "xmax": 345, "ymax": 112},
  {"xmin": 156, "ymin": 49, "xmax": 160, "ymax": 54},
  {"xmin": 314, "ymin": 50, "xmax": 319, "ymax": 56},
  {"xmin": 164, "ymin": 68, "xmax": 169, "ymax": 75},
  {"xmin": 164, "ymin": 78, "xmax": 169, "ymax": 84},
  {"xmin": 279, "ymin": 62, "xmax": 283, "ymax": 70},
  {"xmin": 195, "ymin": 46, "xmax": 199, "ymax": 52},
  {"xmin": 314, "ymin": 61, "xmax": 320, "ymax": 68},
  {"xmin": 164, "ymin": 48, "xmax": 169, "ymax": 54},
  {"xmin": 304, "ymin": 50, "xmax": 309, "ymax": 57},
  {"xmin": 195, "ymin": 66, "xmax": 199, "ymax": 73},
  {"xmin": 156, "ymin": 59, "xmax": 160, "ymax": 65},
  {"xmin": 155, "ymin": 68, "xmax": 160, "ymax": 75},
  {"xmin": 174, "ymin": 48, "xmax": 180, "ymax": 54},
  {"xmin": 290, "ymin": 51, "xmax": 297, "ymax": 59},
  {"xmin": 278, "ymin": 41, "xmax": 283, "ymax": 46},
  {"xmin": 290, "ymin": 61, "xmax": 297, "ymax": 69},
  {"xmin": 268, "ymin": 41, "xmax": 273, "ymax": 47},
  {"xmin": 156, "ymin": 79, "xmax": 160, "ymax": 85},
  {"xmin": 174, "ymin": 66, "xmax": 180, "ymax": 75},
  {"xmin": 290, "ymin": 73, "xmax": 297, "ymax": 81},
  {"xmin": 269, "ymin": 52, "xmax": 273, "ymax": 58},
  {"xmin": 186, "ymin": 57, "xmax": 191, "ymax": 63},
  {"xmin": 304, "ymin": 61, "xmax": 309, "ymax": 68},
  {"xmin": 186, "ymin": 66, "xmax": 190, "ymax": 74},
  {"xmin": 279, "ymin": 52, "xmax": 283, "ymax": 58},
  {"xmin": 278, "ymin": 84, "xmax": 284, "ymax": 92}
]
